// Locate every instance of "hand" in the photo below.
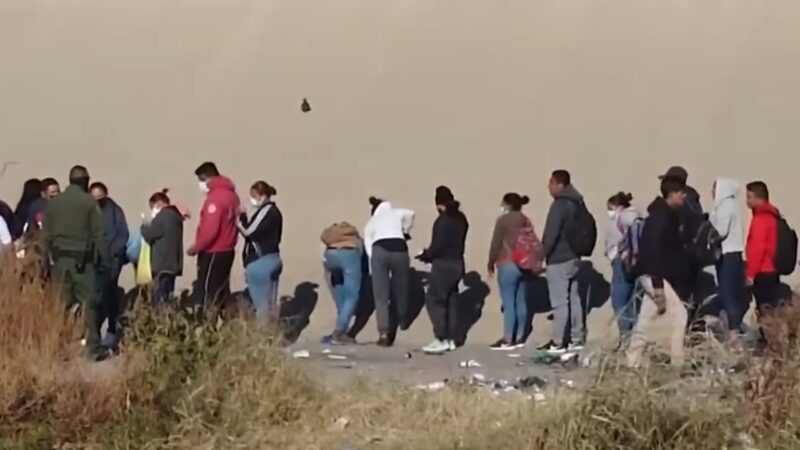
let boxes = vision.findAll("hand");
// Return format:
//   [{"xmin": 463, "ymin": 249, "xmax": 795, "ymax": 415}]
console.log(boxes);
[
  {"xmin": 653, "ymin": 288, "xmax": 667, "ymax": 315},
  {"xmin": 746, "ymin": 277, "xmax": 754, "ymax": 287},
  {"xmin": 487, "ymin": 263, "xmax": 495, "ymax": 277},
  {"xmin": 187, "ymin": 246, "xmax": 197, "ymax": 257}
]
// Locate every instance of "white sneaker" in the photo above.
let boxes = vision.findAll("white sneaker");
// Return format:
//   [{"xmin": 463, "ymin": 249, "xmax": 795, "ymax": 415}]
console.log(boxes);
[
  {"xmin": 568, "ymin": 342, "xmax": 585, "ymax": 352},
  {"xmin": 447, "ymin": 340, "xmax": 456, "ymax": 351},
  {"xmin": 422, "ymin": 339, "xmax": 450, "ymax": 354}
]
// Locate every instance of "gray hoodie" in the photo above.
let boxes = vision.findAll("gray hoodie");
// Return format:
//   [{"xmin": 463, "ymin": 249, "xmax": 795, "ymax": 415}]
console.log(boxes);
[
  {"xmin": 709, "ymin": 178, "xmax": 744, "ymax": 255},
  {"xmin": 542, "ymin": 184, "xmax": 583, "ymax": 264}
]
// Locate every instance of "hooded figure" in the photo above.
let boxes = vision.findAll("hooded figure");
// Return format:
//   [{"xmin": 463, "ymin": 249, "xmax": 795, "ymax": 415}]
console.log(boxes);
[
  {"xmin": 710, "ymin": 178, "xmax": 747, "ymax": 334},
  {"xmin": 710, "ymin": 178, "xmax": 745, "ymax": 255}
]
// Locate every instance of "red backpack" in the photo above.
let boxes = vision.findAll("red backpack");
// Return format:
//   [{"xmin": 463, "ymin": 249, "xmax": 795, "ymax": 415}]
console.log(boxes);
[{"xmin": 511, "ymin": 216, "xmax": 543, "ymax": 272}]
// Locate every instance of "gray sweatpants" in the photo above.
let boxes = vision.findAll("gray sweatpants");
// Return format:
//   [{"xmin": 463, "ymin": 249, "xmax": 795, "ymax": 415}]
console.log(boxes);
[
  {"xmin": 546, "ymin": 259, "xmax": 583, "ymax": 344},
  {"xmin": 370, "ymin": 246, "xmax": 410, "ymax": 335}
]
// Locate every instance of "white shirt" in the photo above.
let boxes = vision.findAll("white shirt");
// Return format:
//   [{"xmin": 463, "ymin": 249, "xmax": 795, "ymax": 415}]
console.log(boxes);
[
  {"xmin": 364, "ymin": 201, "xmax": 415, "ymax": 258},
  {"xmin": 0, "ymin": 216, "xmax": 11, "ymax": 246}
]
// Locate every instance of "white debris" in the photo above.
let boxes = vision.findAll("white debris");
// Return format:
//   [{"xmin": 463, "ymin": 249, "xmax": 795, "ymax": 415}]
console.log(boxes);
[
  {"xmin": 458, "ymin": 359, "xmax": 482, "ymax": 368},
  {"xmin": 327, "ymin": 354, "xmax": 347, "ymax": 360},
  {"xmin": 533, "ymin": 393, "xmax": 546, "ymax": 401},
  {"xmin": 292, "ymin": 349, "xmax": 310, "ymax": 359},
  {"xmin": 322, "ymin": 348, "xmax": 332, "ymax": 354},
  {"xmin": 507, "ymin": 353, "xmax": 521, "ymax": 358}
]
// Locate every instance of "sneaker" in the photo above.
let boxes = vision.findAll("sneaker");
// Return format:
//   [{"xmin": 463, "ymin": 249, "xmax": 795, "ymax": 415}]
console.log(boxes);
[
  {"xmin": 331, "ymin": 331, "xmax": 356, "ymax": 345},
  {"xmin": 514, "ymin": 341, "xmax": 526, "ymax": 350},
  {"xmin": 490, "ymin": 338, "xmax": 516, "ymax": 351},
  {"xmin": 422, "ymin": 339, "xmax": 450, "ymax": 354},
  {"xmin": 377, "ymin": 335, "xmax": 393, "ymax": 347},
  {"xmin": 568, "ymin": 342, "xmax": 585, "ymax": 352},
  {"xmin": 319, "ymin": 334, "xmax": 334, "ymax": 345},
  {"xmin": 447, "ymin": 340, "xmax": 456, "ymax": 351},
  {"xmin": 538, "ymin": 340, "xmax": 567, "ymax": 355}
]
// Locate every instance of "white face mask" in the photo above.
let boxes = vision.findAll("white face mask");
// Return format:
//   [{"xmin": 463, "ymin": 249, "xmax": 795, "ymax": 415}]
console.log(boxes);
[
  {"xmin": 607, "ymin": 210, "xmax": 617, "ymax": 219},
  {"xmin": 198, "ymin": 180, "xmax": 209, "ymax": 194},
  {"xmin": 500, "ymin": 206, "xmax": 508, "ymax": 214},
  {"xmin": 151, "ymin": 207, "xmax": 161, "ymax": 219},
  {"xmin": 250, "ymin": 197, "xmax": 261, "ymax": 207}
]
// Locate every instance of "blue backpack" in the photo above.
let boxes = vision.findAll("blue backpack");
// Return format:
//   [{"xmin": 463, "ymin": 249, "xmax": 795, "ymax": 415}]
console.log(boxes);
[{"xmin": 619, "ymin": 217, "xmax": 645, "ymax": 274}]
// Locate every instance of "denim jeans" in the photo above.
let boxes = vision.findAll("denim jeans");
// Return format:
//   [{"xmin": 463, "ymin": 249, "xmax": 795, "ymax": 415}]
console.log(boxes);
[
  {"xmin": 497, "ymin": 262, "xmax": 527, "ymax": 342},
  {"xmin": 610, "ymin": 258, "xmax": 638, "ymax": 339},
  {"xmin": 324, "ymin": 248, "xmax": 363, "ymax": 332},
  {"xmin": 245, "ymin": 253, "xmax": 283, "ymax": 321},
  {"xmin": 715, "ymin": 252, "xmax": 746, "ymax": 331}
]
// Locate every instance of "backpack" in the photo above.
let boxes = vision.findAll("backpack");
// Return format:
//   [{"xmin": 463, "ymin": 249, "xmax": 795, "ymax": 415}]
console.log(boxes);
[
  {"xmin": 511, "ymin": 216, "xmax": 543, "ymax": 272},
  {"xmin": 689, "ymin": 220, "xmax": 723, "ymax": 267},
  {"xmin": 774, "ymin": 215, "xmax": 798, "ymax": 276},
  {"xmin": 619, "ymin": 217, "xmax": 645, "ymax": 274},
  {"xmin": 564, "ymin": 199, "xmax": 597, "ymax": 257}
]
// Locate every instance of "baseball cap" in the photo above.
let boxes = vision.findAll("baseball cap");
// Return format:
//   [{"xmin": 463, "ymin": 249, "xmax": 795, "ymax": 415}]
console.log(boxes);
[{"xmin": 658, "ymin": 166, "xmax": 688, "ymax": 182}]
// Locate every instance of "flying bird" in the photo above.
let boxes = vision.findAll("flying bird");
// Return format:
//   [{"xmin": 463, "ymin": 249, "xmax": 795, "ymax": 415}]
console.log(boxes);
[{"xmin": 301, "ymin": 98, "xmax": 311, "ymax": 113}]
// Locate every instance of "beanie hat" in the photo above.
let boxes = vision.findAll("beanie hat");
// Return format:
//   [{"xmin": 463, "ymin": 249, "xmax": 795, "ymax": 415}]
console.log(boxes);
[{"xmin": 435, "ymin": 185, "xmax": 455, "ymax": 206}]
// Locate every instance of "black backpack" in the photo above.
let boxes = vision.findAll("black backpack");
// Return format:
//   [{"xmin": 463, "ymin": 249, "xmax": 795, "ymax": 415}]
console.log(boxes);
[
  {"xmin": 689, "ymin": 220, "xmax": 723, "ymax": 267},
  {"xmin": 564, "ymin": 199, "xmax": 597, "ymax": 257},
  {"xmin": 774, "ymin": 215, "xmax": 798, "ymax": 276}
]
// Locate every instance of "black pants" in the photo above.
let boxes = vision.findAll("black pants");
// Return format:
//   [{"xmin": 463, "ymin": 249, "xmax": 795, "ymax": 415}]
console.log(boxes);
[
  {"xmin": 196, "ymin": 251, "xmax": 235, "ymax": 312},
  {"xmin": 425, "ymin": 259, "xmax": 464, "ymax": 341},
  {"xmin": 97, "ymin": 259, "xmax": 122, "ymax": 335},
  {"xmin": 753, "ymin": 273, "xmax": 780, "ymax": 311}
]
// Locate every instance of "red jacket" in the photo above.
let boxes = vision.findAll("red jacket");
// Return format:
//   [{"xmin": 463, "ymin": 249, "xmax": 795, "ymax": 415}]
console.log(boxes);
[
  {"xmin": 192, "ymin": 176, "xmax": 240, "ymax": 254},
  {"xmin": 746, "ymin": 201, "xmax": 778, "ymax": 279}
]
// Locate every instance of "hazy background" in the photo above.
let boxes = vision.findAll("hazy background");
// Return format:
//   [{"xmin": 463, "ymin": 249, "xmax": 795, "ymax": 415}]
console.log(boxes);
[{"xmin": 2, "ymin": 0, "xmax": 799, "ymax": 344}]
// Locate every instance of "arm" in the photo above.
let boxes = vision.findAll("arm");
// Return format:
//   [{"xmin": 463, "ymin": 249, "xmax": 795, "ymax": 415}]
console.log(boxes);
[
  {"xmin": 191, "ymin": 199, "xmax": 222, "ymax": 254},
  {"xmin": 364, "ymin": 218, "xmax": 375, "ymax": 259},
  {"xmin": 541, "ymin": 201, "xmax": 567, "ymax": 257},
  {"xmin": 111, "ymin": 205, "xmax": 130, "ymax": 257},
  {"xmin": 0, "ymin": 216, "xmax": 11, "ymax": 245},
  {"xmin": 424, "ymin": 216, "xmax": 446, "ymax": 262},
  {"xmin": 710, "ymin": 204, "xmax": 733, "ymax": 240},
  {"xmin": 237, "ymin": 205, "xmax": 272, "ymax": 238},
  {"xmin": 91, "ymin": 204, "xmax": 111, "ymax": 269},
  {"xmin": 141, "ymin": 214, "xmax": 165, "ymax": 244},
  {"xmin": 398, "ymin": 208, "xmax": 415, "ymax": 235},
  {"xmin": 641, "ymin": 211, "xmax": 668, "ymax": 289},
  {"xmin": 746, "ymin": 216, "xmax": 768, "ymax": 280}
]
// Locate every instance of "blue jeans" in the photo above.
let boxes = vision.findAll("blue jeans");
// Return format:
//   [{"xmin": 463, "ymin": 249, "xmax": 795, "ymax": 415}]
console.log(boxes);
[
  {"xmin": 497, "ymin": 263, "xmax": 527, "ymax": 341},
  {"xmin": 245, "ymin": 253, "xmax": 283, "ymax": 321},
  {"xmin": 324, "ymin": 248, "xmax": 363, "ymax": 332},
  {"xmin": 716, "ymin": 252, "xmax": 746, "ymax": 331},
  {"xmin": 610, "ymin": 258, "xmax": 638, "ymax": 339}
]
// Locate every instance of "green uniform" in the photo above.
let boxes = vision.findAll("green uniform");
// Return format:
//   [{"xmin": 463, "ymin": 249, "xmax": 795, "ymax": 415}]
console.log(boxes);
[{"xmin": 44, "ymin": 184, "xmax": 110, "ymax": 360}]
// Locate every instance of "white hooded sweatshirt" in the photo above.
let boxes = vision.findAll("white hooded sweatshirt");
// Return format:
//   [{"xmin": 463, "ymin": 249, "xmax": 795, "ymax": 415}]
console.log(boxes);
[
  {"xmin": 604, "ymin": 206, "xmax": 640, "ymax": 261},
  {"xmin": 709, "ymin": 177, "xmax": 745, "ymax": 254},
  {"xmin": 364, "ymin": 201, "xmax": 415, "ymax": 258}
]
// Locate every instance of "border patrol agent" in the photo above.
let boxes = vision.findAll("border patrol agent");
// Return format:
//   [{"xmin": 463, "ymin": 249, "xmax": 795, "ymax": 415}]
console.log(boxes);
[{"xmin": 44, "ymin": 165, "xmax": 110, "ymax": 361}]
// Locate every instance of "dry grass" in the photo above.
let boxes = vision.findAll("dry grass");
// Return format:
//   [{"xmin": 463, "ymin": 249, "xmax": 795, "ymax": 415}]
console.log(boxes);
[{"xmin": 3, "ymin": 256, "xmax": 800, "ymax": 449}]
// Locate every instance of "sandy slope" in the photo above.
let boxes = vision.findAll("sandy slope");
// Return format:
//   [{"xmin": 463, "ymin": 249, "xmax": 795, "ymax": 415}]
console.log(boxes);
[{"xmin": 1, "ymin": 0, "xmax": 800, "ymax": 346}]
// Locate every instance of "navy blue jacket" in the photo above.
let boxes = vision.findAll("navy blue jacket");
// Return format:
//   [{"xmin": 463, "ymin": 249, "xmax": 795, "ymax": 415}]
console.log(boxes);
[{"xmin": 99, "ymin": 198, "xmax": 130, "ymax": 264}]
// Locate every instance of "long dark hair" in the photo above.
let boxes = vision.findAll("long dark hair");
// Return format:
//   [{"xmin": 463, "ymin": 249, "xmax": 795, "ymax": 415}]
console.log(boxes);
[
  {"xmin": 15, "ymin": 178, "xmax": 42, "ymax": 216},
  {"xmin": 502, "ymin": 193, "xmax": 529, "ymax": 211}
]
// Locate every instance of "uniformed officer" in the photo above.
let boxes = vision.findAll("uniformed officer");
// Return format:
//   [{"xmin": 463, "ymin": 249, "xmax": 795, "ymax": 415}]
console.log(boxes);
[{"xmin": 44, "ymin": 165, "xmax": 111, "ymax": 361}]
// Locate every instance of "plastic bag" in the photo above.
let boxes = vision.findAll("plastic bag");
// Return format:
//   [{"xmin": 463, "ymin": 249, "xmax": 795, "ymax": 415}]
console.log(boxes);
[{"xmin": 135, "ymin": 238, "xmax": 152, "ymax": 285}]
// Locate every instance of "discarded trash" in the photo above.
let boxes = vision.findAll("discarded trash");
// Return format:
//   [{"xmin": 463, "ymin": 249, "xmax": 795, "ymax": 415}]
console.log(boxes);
[
  {"xmin": 533, "ymin": 392, "xmax": 546, "ymax": 402},
  {"xmin": 458, "ymin": 359, "xmax": 482, "ymax": 368},
  {"xmin": 332, "ymin": 416, "xmax": 350, "ymax": 431},
  {"xmin": 507, "ymin": 353, "xmax": 521, "ymax": 358},
  {"xmin": 517, "ymin": 376, "xmax": 547, "ymax": 390},
  {"xmin": 415, "ymin": 381, "xmax": 447, "ymax": 392},
  {"xmin": 471, "ymin": 373, "xmax": 487, "ymax": 383},
  {"xmin": 560, "ymin": 379, "xmax": 575, "ymax": 389},
  {"xmin": 322, "ymin": 348, "xmax": 332, "ymax": 354},
  {"xmin": 503, "ymin": 386, "xmax": 516, "ymax": 393},
  {"xmin": 327, "ymin": 354, "xmax": 347, "ymax": 360},
  {"xmin": 292, "ymin": 349, "xmax": 310, "ymax": 359},
  {"xmin": 405, "ymin": 352, "xmax": 413, "ymax": 359}
]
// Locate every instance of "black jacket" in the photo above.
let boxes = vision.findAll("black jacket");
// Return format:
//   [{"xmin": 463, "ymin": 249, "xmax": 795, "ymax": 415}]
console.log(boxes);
[
  {"xmin": 141, "ymin": 206, "xmax": 184, "ymax": 275},
  {"xmin": 636, "ymin": 197, "xmax": 691, "ymax": 300},
  {"xmin": 238, "ymin": 202, "xmax": 282, "ymax": 266},
  {"xmin": 680, "ymin": 185, "xmax": 704, "ymax": 245},
  {"xmin": 420, "ymin": 208, "xmax": 469, "ymax": 263}
]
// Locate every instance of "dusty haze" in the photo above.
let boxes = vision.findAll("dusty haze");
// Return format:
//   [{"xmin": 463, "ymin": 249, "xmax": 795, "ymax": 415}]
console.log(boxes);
[{"xmin": 2, "ymin": 0, "xmax": 799, "ymax": 344}]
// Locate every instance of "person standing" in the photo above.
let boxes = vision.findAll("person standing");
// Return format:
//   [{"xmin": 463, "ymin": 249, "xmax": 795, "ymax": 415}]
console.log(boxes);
[
  {"xmin": 320, "ymin": 221, "xmax": 363, "ymax": 344},
  {"xmin": 417, "ymin": 186, "xmax": 469, "ymax": 354},
  {"xmin": 44, "ymin": 165, "xmax": 110, "ymax": 361},
  {"xmin": 627, "ymin": 176, "xmax": 691, "ymax": 367},
  {"xmin": 364, "ymin": 196, "xmax": 415, "ymax": 347},
  {"xmin": 709, "ymin": 178, "xmax": 746, "ymax": 337},
  {"xmin": 188, "ymin": 162, "xmax": 239, "ymax": 315},
  {"xmin": 487, "ymin": 193, "xmax": 533, "ymax": 350},
  {"xmin": 13, "ymin": 178, "xmax": 42, "ymax": 239},
  {"xmin": 541, "ymin": 170, "xmax": 590, "ymax": 353},
  {"xmin": 744, "ymin": 181, "xmax": 780, "ymax": 312},
  {"xmin": 238, "ymin": 181, "xmax": 283, "ymax": 322},
  {"xmin": 604, "ymin": 192, "xmax": 641, "ymax": 343},
  {"xmin": 89, "ymin": 182, "xmax": 129, "ymax": 345},
  {"xmin": 26, "ymin": 177, "xmax": 60, "ymax": 233},
  {"xmin": 141, "ymin": 190, "xmax": 184, "ymax": 305}
]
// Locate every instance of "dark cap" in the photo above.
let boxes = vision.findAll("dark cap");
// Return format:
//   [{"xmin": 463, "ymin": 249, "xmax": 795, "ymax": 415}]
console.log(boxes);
[
  {"xmin": 435, "ymin": 185, "xmax": 454, "ymax": 205},
  {"xmin": 658, "ymin": 166, "xmax": 688, "ymax": 182}
]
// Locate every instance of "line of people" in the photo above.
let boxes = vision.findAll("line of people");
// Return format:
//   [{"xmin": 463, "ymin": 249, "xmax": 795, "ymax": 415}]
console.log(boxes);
[{"xmin": 0, "ymin": 162, "xmax": 795, "ymax": 364}]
